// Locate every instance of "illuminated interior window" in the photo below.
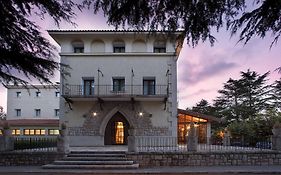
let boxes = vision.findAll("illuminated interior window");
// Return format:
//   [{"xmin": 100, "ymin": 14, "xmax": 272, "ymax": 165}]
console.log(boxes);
[
  {"xmin": 0, "ymin": 129, "xmax": 2, "ymax": 135},
  {"xmin": 12, "ymin": 129, "xmax": 21, "ymax": 135},
  {"xmin": 115, "ymin": 122, "xmax": 124, "ymax": 144},
  {"xmin": 48, "ymin": 129, "xmax": 59, "ymax": 135},
  {"xmin": 178, "ymin": 114, "xmax": 208, "ymax": 144},
  {"xmin": 23, "ymin": 129, "xmax": 45, "ymax": 135}
]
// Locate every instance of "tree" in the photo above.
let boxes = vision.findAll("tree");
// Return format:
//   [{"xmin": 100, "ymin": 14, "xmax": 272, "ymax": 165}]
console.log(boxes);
[
  {"xmin": 272, "ymin": 78, "xmax": 281, "ymax": 109},
  {"xmin": 0, "ymin": 0, "xmax": 76, "ymax": 86},
  {"xmin": 215, "ymin": 70, "xmax": 270, "ymax": 122},
  {"xmin": 0, "ymin": 106, "xmax": 6, "ymax": 120},
  {"xmin": 84, "ymin": 0, "xmax": 281, "ymax": 46}
]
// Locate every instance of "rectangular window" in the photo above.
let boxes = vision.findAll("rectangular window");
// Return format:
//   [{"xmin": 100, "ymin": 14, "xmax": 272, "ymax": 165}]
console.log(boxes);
[
  {"xmin": 74, "ymin": 47, "xmax": 84, "ymax": 53},
  {"xmin": 153, "ymin": 47, "xmax": 166, "ymax": 53},
  {"xmin": 16, "ymin": 91, "xmax": 21, "ymax": 98},
  {"xmin": 48, "ymin": 129, "xmax": 60, "ymax": 135},
  {"xmin": 35, "ymin": 109, "xmax": 41, "ymax": 117},
  {"xmin": 112, "ymin": 78, "xmax": 125, "ymax": 92},
  {"xmin": 0, "ymin": 129, "xmax": 2, "ymax": 135},
  {"xmin": 55, "ymin": 109, "xmax": 59, "ymax": 117},
  {"xmin": 143, "ymin": 78, "xmax": 155, "ymax": 95},
  {"xmin": 84, "ymin": 79, "xmax": 95, "ymax": 95},
  {"xmin": 36, "ymin": 91, "xmax": 41, "ymax": 97},
  {"xmin": 12, "ymin": 129, "xmax": 21, "ymax": 135},
  {"xmin": 55, "ymin": 91, "xmax": 60, "ymax": 97},
  {"xmin": 23, "ymin": 129, "xmax": 45, "ymax": 136},
  {"xmin": 113, "ymin": 47, "xmax": 125, "ymax": 53},
  {"xmin": 15, "ymin": 109, "xmax": 21, "ymax": 117}
]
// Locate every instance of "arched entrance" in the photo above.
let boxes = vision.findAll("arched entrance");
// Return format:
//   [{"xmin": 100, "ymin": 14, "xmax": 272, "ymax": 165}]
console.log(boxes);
[{"xmin": 104, "ymin": 112, "xmax": 130, "ymax": 145}]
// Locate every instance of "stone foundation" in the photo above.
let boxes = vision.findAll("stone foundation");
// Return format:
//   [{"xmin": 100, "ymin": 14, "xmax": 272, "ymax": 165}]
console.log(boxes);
[
  {"xmin": 127, "ymin": 151, "xmax": 281, "ymax": 167},
  {"xmin": 0, "ymin": 152, "xmax": 64, "ymax": 166}
]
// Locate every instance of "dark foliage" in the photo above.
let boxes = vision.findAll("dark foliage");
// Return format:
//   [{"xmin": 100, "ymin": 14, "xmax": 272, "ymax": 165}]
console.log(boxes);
[
  {"xmin": 84, "ymin": 0, "xmax": 281, "ymax": 46},
  {"xmin": 0, "ymin": 0, "xmax": 75, "ymax": 86}
]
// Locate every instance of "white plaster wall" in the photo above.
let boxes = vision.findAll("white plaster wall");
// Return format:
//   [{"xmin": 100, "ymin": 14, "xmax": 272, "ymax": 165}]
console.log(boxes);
[
  {"xmin": 63, "ymin": 55, "xmax": 170, "ymax": 86},
  {"xmin": 7, "ymin": 87, "xmax": 60, "ymax": 120},
  {"xmin": 141, "ymin": 102, "xmax": 169, "ymax": 127}
]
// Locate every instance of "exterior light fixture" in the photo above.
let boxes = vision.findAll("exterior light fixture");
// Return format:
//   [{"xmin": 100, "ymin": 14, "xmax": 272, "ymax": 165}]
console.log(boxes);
[
  {"xmin": 139, "ymin": 112, "xmax": 143, "ymax": 116},
  {"xmin": 92, "ymin": 112, "xmax": 97, "ymax": 117}
]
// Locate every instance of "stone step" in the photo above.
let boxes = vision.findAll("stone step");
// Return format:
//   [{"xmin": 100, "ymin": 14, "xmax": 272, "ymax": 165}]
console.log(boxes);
[
  {"xmin": 70, "ymin": 151, "xmax": 126, "ymax": 154},
  {"xmin": 67, "ymin": 153, "xmax": 126, "ymax": 157},
  {"xmin": 53, "ymin": 160, "xmax": 134, "ymax": 165},
  {"xmin": 42, "ymin": 164, "xmax": 139, "ymax": 169},
  {"xmin": 63, "ymin": 156, "xmax": 128, "ymax": 161}
]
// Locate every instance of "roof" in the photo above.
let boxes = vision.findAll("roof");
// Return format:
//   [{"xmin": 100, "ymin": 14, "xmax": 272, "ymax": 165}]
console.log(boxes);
[
  {"xmin": 47, "ymin": 29, "xmax": 184, "ymax": 33},
  {"xmin": 178, "ymin": 108, "xmax": 221, "ymax": 122},
  {"xmin": 6, "ymin": 84, "xmax": 59, "ymax": 90},
  {"xmin": 0, "ymin": 119, "xmax": 59, "ymax": 127}
]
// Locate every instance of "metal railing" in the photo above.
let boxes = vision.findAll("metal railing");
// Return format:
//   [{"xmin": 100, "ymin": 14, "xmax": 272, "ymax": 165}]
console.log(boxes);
[
  {"xmin": 13, "ymin": 137, "xmax": 57, "ymax": 152},
  {"xmin": 198, "ymin": 136, "xmax": 272, "ymax": 152},
  {"xmin": 137, "ymin": 136, "xmax": 187, "ymax": 152},
  {"xmin": 63, "ymin": 84, "xmax": 168, "ymax": 97},
  {"xmin": 135, "ymin": 136, "xmax": 273, "ymax": 153}
]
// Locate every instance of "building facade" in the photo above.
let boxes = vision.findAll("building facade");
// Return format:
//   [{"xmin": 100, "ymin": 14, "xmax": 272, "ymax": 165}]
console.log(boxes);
[
  {"xmin": 48, "ymin": 30, "xmax": 182, "ymax": 146},
  {"xmin": 5, "ymin": 85, "xmax": 60, "ymax": 137}
]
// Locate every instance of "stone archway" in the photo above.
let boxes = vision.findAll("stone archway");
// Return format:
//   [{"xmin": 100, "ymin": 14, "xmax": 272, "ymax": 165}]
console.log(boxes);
[{"xmin": 104, "ymin": 112, "xmax": 130, "ymax": 145}]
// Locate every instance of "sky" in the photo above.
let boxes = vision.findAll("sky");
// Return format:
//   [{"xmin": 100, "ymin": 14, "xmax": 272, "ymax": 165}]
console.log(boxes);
[{"xmin": 0, "ymin": 7, "xmax": 280, "ymax": 112}]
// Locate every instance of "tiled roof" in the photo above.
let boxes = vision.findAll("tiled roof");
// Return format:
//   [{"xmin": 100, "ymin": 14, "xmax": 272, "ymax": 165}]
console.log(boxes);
[
  {"xmin": 178, "ymin": 108, "xmax": 221, "ymax": 122},
  {"xmin": 6, "ymin": 84, "xmax": 59, "ymax": 89},
  {"xmin": 47, "ymin": 29, "xmax": 183, "ymax": 33},
  {"xmin": 0, "ymin": 119, "xmax": 59, "ymax": 127}
]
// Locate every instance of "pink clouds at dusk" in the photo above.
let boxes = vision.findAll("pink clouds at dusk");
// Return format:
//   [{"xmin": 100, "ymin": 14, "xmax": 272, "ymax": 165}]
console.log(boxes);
[{"xmin": 0, "ymin": 9, "xmax": 280, "ymax": 111}]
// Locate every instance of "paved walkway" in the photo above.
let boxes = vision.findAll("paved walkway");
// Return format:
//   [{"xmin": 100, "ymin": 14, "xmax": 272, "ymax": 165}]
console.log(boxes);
[{"xmin": 1, "ymin": 165, "xmax": 281, "ymax": 174}]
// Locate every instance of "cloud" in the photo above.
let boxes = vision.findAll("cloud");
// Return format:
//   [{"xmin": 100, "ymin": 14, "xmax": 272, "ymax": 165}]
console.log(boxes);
[
  {"xmin": 179, "ymin": 88, "xmax": 215, "ymax": 100},
  {"xmin": 179, "ymin": 60, "xmax": 237, "ymax": 85}
]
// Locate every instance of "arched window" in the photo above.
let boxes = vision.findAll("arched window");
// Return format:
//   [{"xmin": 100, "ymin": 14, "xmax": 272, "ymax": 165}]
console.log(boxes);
[
  {"xmin": 113, "ymin": 40, "xmax": 125, "ymax": 53},
  {"xmin": 153, "ymin": 40, "xmax": 166, "ymax": 53},
  {"xmin": 72, "ymin": 40, "xmax": 84, "ymax": 53}
]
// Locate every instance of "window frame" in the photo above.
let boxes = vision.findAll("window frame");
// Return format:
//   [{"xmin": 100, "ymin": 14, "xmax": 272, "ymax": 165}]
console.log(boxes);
[
  {"xmin": 15, "ymin": 109, "xmax": 21, "ymax": 117},
  {"xmin": 35, "ymin": 109, "xmax": 41, "ymax": 117},
  {"xmin": 16, "ymin": 91, "xmax": 21, "ymax": 98},
  {"xmin": 143, "ymin": 78, "xmax": 156, "ymax": 95},
  {"xmin": 112, "ymin": 77, "xmax": 125, "ymax": 92}
]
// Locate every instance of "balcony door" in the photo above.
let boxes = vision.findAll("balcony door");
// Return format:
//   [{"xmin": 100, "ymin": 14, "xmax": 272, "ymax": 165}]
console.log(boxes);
[
  {"xmin": 113, "ymin": 78, "xmax": 125, "ymax": 93},
  {"xmin": 84, "ymin": 79, "xmax": 95, "ymax": 95},
  {"xmin": 143, "ymin": 79, "xmax": 155, "ymax": 95}
]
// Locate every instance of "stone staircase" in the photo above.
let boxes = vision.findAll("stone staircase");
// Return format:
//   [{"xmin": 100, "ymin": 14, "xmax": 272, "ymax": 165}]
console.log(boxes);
[{"xmin": 42, "ymin": 151, "xmax": 139, "ymax": 169}]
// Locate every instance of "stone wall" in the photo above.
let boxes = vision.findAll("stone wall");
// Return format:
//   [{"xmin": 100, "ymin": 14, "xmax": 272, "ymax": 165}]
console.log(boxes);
[
  {"xmin": 127, "ymin": 151, "xmax": 281, "ymax": 167},
  {"xmin": 0, "ymin": 152, "xmax": 64, "ymax": 166}
]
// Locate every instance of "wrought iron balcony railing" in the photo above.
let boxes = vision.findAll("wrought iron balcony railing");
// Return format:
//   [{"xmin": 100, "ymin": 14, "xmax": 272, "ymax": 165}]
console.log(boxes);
[{"xmin": 62, "ymin": 84, "xmax": 168, "ymax": 97}]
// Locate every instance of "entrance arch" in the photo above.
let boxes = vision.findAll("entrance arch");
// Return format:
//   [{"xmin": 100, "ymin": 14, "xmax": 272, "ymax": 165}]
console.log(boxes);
[{"xmin": 104, "ymin": 112, "xmax": 130, "ymax": 145}]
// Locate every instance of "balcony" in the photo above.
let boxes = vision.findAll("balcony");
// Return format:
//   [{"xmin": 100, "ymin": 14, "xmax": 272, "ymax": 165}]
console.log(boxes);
[{"xmin": 62, "ymin": 85, "xmax": 168, "ymax": 101}]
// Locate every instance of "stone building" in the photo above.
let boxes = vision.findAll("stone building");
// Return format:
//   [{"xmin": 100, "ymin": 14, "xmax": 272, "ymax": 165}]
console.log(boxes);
[{"xmin": 48, "ymin": 30, "xmax": 218, "ymax": 147}]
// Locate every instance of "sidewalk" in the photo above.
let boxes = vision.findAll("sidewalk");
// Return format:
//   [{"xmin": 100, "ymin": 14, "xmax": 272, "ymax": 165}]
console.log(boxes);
[{"xmin": 1, "ymin": 165, "xmax": 281, "ymax": 174}]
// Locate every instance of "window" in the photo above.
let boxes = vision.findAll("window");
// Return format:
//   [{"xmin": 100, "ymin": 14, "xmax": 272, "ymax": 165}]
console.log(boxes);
[
  {"xmin": 12, "ymin": 129, "xmax": 21, "ymax": 135},
  {"xmin": 15, "ymin": 109, "xmax": 21, "ymax": 117},
  {"xmin": 48, "ymin": 129, "xmax": 60, "ymax": 135},
  {"xmin": 143, "ymin": 78, "xmax": 155, "ymax": 95},
  {"xmin": 113, "ymin": 78, "xmax": 125, "ymax": 92},
  {"xmin": 154, "ymin": 40, "xmax": 166, "ymax": 53},
  {"xmin": 35, "ymin": 109, "xmax": 41, "ymax": 117},
  {"xmin": 113, "ymin": 40, "xmax": 125, "ymax": 53},
  {"xmin": 35, "ymin": 91, "xmax": 41, "ymax": 97},
  {"xmin": 72, "ymin": 40, "xmax": 84, "ymax": 53},
  {"xmin": 84, "ymin": 79, "xmax": 95, "ymax": 95},
  {"xmin": 0, "ymin": 129, "xmax": 2, "ymax": 135},
  {"xmin": 55, "ymin": 109, "xmax": 59, "ymax": 117},
  {"xmin": 16, "ymin": 91, "xmax": 21, "ymax": 98},
  {"xmin": 55, "ymin": 92, "xmax": 60, "ymax": 97},
  {"xmin": 24, "ymin": 129, "xmax": 45, "ymax": 136}
]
